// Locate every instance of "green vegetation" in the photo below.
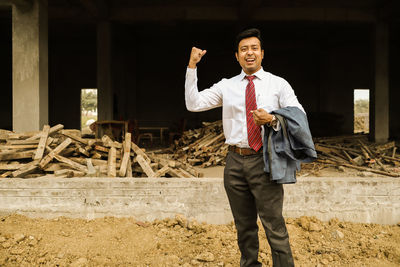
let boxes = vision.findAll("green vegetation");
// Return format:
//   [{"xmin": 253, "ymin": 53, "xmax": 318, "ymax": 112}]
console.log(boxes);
[
  {"xmin": 354, "ymin": 99, "xmax": 369, "ymax": 114},
  {"xmin": 81, "ymin": 89, "xmax": 97, "ymax": 130}
]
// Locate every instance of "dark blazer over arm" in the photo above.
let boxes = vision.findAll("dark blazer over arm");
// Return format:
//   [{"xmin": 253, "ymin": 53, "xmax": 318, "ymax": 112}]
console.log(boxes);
[{"xmin": 263, "ymin": 106, "xmax": 317, "ymax": 184}]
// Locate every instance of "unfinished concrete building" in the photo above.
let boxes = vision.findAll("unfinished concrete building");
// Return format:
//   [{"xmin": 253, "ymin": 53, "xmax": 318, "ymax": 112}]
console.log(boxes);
[{"xmin": 0, "ymin": 0, "xmax": 399, "ymax": 143}]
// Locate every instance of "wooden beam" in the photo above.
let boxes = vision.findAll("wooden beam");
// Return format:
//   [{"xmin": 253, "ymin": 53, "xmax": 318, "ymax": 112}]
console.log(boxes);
[
  {"xmin": 27, "ymin": 124, "xmax": 63, "ymax": 141},
  {"xmin": 136, "ymin": 155, "xmax": 155, "ymax": 177},
  {"xmin": 54, "ymin": 155, "xmax": 88, "ymax": 173},
  {"xmin": 38, "ymin": 138, "xmax": 72, "ymax": 168},
  {"xmin": 131, "ymin": 142, "xmax": 151, "ymax": 163},
  {"xmin": 0, "ymin": 150, "xmax": 35, "ymax": 161},
  {"xmin": 125, "ymin": 158, "xmax": 132, "ymax": 178},
  {"xmin": 118, "ymin": 133, "xmax": 131, "ymax": 177},
  {"xmin": 0, "ymin": 163, "xmax": 25, "ymax": 170},
  {"xmin": 33, "ymin": 125, "xmax": 50, "ymax": 160},
  {"xmin": 11, "ymin": 159, "xmax": 39, "ymax": 178},
  {"xmin": 107, "ymin": 146, "xmax": 116, "ymax": 177},
  {"xmin": 60, "ymin": 130, "xmax": 89, "ymax": 145}
]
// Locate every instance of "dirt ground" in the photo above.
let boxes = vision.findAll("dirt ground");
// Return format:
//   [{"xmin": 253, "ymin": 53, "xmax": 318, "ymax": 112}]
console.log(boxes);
[{"xmin": 0, "ymin": 214, "xmax": 399, "ymax": 267}]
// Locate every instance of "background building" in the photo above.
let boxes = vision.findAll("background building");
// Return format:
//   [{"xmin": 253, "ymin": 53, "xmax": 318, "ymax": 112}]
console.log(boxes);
[{"xmin": 0, "ymin": 0, "xmax": 399, "ymax": 142}]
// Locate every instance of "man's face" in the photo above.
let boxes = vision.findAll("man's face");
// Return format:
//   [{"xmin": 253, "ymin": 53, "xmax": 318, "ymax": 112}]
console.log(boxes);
[{"xmin": 235, "ymin": 37, "xmax": 264, "ymax": 75}]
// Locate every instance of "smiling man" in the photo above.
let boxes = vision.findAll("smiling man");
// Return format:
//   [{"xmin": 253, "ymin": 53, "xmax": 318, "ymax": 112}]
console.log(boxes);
[{"xmin": 185, "ymin": 28, "xmax": 304, "ymax": 267}]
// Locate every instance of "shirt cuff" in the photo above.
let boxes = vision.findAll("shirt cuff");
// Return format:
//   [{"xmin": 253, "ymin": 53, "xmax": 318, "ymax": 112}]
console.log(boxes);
[{"xmin": 272, "ymin": 120, "xmax": 281, "ymax": 131}]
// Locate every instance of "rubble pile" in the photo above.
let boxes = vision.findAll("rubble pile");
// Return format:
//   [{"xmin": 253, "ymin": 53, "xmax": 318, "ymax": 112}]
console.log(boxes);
[
  {"xmin": 0, "ymin": 125, "xmax": 201, "ymax": 178},
  {"xmin": 313, "ymin": 135, "xmax": 400, "ymax": 177},
  {"xmin": 171, "ymin": 120, "xmax": 228, "ymax": 167},
  {"xmin": 171, "ymin": 120, "xmax": 400, "ymax": 177}
]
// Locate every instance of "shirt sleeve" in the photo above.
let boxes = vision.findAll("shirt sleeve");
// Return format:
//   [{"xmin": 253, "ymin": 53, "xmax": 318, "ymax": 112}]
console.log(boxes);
[
  {"xmin": 278, "ymin": 79, "xmax": 305, "ymax": 114},
  {"xmin": 185, "ymin": 68, "xmax": 223, "ymax": 112}
]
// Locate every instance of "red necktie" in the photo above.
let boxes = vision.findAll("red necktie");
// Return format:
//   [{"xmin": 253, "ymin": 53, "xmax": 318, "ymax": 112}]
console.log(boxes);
[{"xmin": 245, "ymin": 75, "xmax": 263, "ymax": 152}]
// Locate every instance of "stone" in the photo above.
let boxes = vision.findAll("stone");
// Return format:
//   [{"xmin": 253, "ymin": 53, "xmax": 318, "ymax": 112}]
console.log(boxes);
[
  {"xmin": 206, "ymin": 229, "xmax": 218, "ymax": 239},
  {"xmin": 56, "ymin": 252, "xmax": 65, "ymax": 259},
  {"xmin": 166, "ymin": 255, "xmax": 180, "ymax": 266},
  {"xmin": 10, "ymin": 248, "xmax": 24, "ymax": 255},
  {"xmin": 70, "ymin": 257, "xmax": 88, "ymax": 267},
  {"xmin": 175, "ymin": 214, "xmax": 188, "ymax": 228},
  {"xmin": 28, "ymin": 239, "xmax": 38, "ymax": 247},
  {"xmin": 195, "ymin": 252, "xmax": 215, "ymax": 262},
  {"xmin": 2, "ymin": 241, "xmax": 12, "ymax": 248},
  {"xmin": 320, "ymin": 259, "xmax": 329, "ymax": 265},
  {"xmin": 0, "ymin": 236, "xmax": 6, "ymax": 242},
  {"xmin": 332, "ymin": 230, "xmax": 344, "ymax": 239},
  {"xmin": 37, "ymin": 257, "xmax": 46, "ymax": 264},
  {"xmin": 13, "ymin": 233, "xmax": 25, "ymax": 243},
  {"xmin": 167, "ymin": 218, "xmax": 179, "ymax": 227},
  {"xmin": 191, "ymin": 259, "xmax": 200, "ymax": 265},
  {"xmin": 299, "ymin": 216, "xmax": 310, "ymax": 231},
  {"xmin": 337, "ymin": 166, "xmax": 345, "ymax": 172},
  {"xmin": 309, "ymin": 222, "xmax": 323, "ymax": 232}
]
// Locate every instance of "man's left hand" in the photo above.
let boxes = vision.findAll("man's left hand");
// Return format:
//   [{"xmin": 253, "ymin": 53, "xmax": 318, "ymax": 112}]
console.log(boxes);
[{"xmin": 251, "ymin": 108, "xmax": 274, "ymax": 126}]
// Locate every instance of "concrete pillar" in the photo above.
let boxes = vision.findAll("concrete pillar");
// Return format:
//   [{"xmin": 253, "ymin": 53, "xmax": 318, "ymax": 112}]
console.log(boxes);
[
  {"xmin": 12, "ymin": 0, "xmax": 48, "ymax": 132},
  {"xmin": 97, "ymin": 21, "xmax": 113, "ymax": 121},
  {"xmin": 373, "ymin": 22, "xmax": 389, "ymax": 143}
]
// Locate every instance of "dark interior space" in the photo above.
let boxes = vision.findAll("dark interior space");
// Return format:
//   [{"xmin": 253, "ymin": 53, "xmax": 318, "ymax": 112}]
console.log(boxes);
[
  {"xmin": 45, "ymin": 21, "xmax": 374, "ymax": 136},
  {"xmin": 0, "ymin": 13, "xmax": 12, "ymax": 130},
  {"xmin": 389, "ymin": 23, "xmax": 400, "ymax": 139},
  {"xmin": 48, "ymin": 22, "xmax": 97, "ymax": 130}
]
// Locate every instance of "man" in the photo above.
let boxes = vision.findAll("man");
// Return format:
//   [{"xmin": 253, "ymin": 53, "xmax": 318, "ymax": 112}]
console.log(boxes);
[{"xmin": 185, "ymin": 28, "xmax": 304, "ymax": 267}]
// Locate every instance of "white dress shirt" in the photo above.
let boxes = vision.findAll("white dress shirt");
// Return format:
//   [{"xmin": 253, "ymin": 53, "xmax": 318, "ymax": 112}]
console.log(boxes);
[{"xmin": 185, "ymin": 67, "xmax": 305, "ymax": 148}]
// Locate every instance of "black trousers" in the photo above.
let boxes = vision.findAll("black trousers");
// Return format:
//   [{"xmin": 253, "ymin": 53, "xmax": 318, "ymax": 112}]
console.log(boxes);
[{"xmin": 224, "ymin": 151, "xmax": 294, "ymax": 267}]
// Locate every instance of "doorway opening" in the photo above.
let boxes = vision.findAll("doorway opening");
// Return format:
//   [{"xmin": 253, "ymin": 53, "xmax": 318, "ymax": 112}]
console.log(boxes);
[
  {"xmin": 354, "ymin": 89, "xmax": 369, "ymax": 134},
  {"xmin": 81, "ymin": 88, "xmax": 98, "ymax": 134}
]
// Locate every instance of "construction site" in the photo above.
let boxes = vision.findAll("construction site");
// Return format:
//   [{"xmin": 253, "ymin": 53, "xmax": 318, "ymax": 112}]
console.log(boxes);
[{"xmin": 0, "ymin": 0, "xmax": 400, "ymax": 266}]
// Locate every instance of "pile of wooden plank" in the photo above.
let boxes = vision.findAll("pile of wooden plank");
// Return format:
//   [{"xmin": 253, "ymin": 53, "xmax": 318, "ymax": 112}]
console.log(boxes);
[
  {"xmin": 172, "ymin": 120, "xmax": 228, "ymax": 167},
  {"xmin": 171, "ymin": 120, "xmax": 400, "ymax": 177},
  {"xmin": 0, "ymin": 125, "xmax": 202, "ymax": 178},
  {"xmin": 314, "ymin": 135, "xmax": 400, "ymax": 177}
]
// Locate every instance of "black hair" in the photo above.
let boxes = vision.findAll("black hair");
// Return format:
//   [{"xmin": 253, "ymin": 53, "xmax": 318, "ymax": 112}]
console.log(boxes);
[{"xmin": 235, "ymin": 28, "xmax": 263, "ymax": 52}]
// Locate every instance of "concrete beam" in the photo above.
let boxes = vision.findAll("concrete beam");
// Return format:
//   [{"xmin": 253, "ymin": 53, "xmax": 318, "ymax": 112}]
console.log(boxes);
[
  {"xmin": 0, "ymin": 0, "xmax": 32, "ymax": 9},
  {"xmin": 12, "ymin": 0, "xmax": 48, "ymax": 132},
  {"xmin": 378, "ymin": 0, "xmax": 400, "ymax": 21},
  {"xmin": 373, "ymin": 21, "xmax": 389, "ymax": 143},
  {"xmin": 237, "ymin": 0, "xmax": 262, "ymax": 21},
  {"xmin": 78, "ymin": 0, "xmax": 108, "ymax": 19},
  {"xmin": 47, "ymin": 6, "xmax": 377, "ymax": 22}
]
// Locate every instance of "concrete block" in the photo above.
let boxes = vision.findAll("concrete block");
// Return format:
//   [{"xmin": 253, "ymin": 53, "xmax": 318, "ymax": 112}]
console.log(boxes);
[{"xmin": 0, "ymin": 177, "xmax": 399, "ymax": 224}]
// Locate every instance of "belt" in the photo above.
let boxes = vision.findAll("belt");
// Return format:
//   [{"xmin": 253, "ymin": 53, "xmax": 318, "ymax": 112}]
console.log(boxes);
[{"xmin": 228, "ymin": 145, "xmax": 263, "ymax": 156}]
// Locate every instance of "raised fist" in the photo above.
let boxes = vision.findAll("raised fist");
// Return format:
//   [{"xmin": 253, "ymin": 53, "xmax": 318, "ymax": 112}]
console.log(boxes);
[{"xmin": 188, "ymin": 47, "xmax": 207, "ymax": 69}]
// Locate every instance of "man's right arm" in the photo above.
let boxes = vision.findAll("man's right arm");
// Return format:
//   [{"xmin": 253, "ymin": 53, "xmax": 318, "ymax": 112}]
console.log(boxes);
[{"xmin": 185, "ymin": 47, "xmax": 222, "ymax": 112}]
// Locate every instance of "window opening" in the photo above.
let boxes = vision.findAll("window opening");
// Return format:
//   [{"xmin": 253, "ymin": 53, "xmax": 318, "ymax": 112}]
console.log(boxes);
[
  {"xmin": 354, "ymin": 89, "xmax": 369, "ymax": 134},
  {"xmin": 81, "ymin": 88, "xmax": 98, "ymax": 134}
]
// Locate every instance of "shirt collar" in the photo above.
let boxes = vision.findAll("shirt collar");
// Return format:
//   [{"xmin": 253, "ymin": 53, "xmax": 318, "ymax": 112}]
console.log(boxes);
[{"xmin": 240, "ymin": 67, "xmax": 266, "ymax": 81}]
